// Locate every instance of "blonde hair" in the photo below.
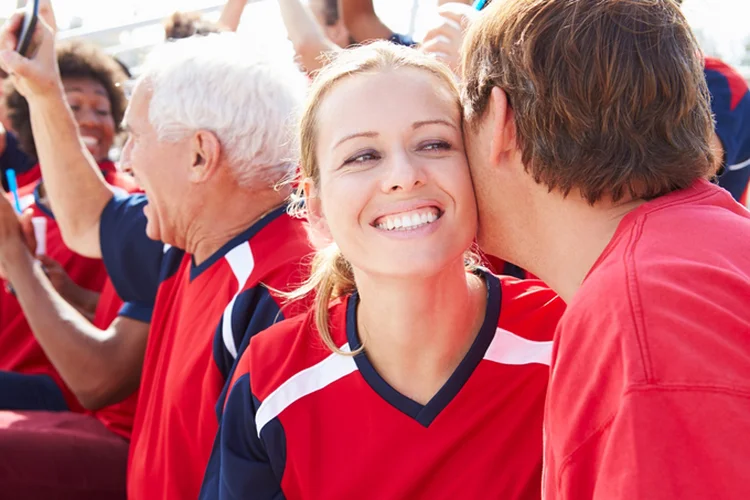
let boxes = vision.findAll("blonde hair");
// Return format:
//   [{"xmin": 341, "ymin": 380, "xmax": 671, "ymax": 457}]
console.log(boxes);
[{"xmin": 287, "ymin": 41, "xmax": 466, "ymax": 355}]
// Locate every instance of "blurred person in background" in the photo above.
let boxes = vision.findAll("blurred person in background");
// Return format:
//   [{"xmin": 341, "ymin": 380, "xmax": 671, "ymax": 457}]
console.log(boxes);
[
  {"xmin": 677, "ymin": 0, "xmax": 750, "ymax": 206},
  {"xmin": 339, "ymin": 0, "xmax": 416, "ymax": 46},
  {"xmin": 0, "ymin": 0, "xmax": 58, "ymax": 190},
  {"xmin": 0, "ymin": 17, "xmax": 313, "ymax": 500},
  {"xmin": 164, "ymin": 0, "xmax": 249, "ymax": 40},
  {"xmin": 0, "ymin": 38, "xmax": 147, "ymax": 500},
  {"xmin": 278, "ymin": 0, "xmax": 350, "ymax": 73}
]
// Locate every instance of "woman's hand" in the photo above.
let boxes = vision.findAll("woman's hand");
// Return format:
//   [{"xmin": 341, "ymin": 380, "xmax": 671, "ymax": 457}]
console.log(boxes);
[{"xmin": 38, "ymin": 254, "xmax": 99, "ymax": 320}]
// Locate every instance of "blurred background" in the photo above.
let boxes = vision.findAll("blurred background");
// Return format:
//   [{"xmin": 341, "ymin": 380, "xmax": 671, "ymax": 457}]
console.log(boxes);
[{"xmin": 1, "ymin": 0, "xmax": 749, "ymax": 79}]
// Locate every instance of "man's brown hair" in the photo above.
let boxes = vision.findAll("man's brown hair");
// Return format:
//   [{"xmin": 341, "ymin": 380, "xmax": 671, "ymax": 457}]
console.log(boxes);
[{"xmin": 461, "ymin": 0, "xmax": 715, "ymax": 204}]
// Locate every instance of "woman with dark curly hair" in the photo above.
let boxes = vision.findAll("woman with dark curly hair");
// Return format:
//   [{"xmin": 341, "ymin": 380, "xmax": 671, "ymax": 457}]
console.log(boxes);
[{"xmin": 5, "ymin": 39, "xmax": 128, "ymax": 187}]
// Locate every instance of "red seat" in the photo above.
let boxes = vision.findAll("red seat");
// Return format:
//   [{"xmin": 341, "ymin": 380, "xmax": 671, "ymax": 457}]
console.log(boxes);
[{"xmin": 0, "ymin": 411, "xmax": 128, "ymax": 499}]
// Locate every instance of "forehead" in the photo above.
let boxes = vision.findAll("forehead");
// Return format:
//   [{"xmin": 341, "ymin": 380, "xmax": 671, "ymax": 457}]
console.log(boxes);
[
  {"xmin": 124, "ymin": 80, "xmax": 152, "ymax": 124},
  {"xmin": 316, "ymin": 67, "xmax": 459, "ymax": 138},
  {"xmin": 62, "ymin": 76, "xmax": 108, "ymax": 97}
]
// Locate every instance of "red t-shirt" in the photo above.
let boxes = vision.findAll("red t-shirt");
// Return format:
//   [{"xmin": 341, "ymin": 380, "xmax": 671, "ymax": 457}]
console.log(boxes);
[
  {"xmin": 543, "ymin": 179, "xmax": 750, "ymax": 499},
  {"xmin": 209, "ymin": 272, "xmax": 565, "ymax": 499}
]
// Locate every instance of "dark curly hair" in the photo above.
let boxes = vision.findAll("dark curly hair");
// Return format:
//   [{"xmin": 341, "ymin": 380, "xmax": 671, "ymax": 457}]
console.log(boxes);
[
  {"xmin": 5, "ymin": 40, "xmax": 127, "ymax": 161},
  {"xmin": 163, "ymin": 11, "xmax": 225, "ymax": 40}
]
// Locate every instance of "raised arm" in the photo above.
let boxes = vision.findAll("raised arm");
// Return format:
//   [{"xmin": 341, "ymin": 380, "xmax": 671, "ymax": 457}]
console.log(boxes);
[
  {"xmin": 0, "ymin": 13, "xmax": 113, "ymax": 258},
  {"xmin": 219, "ymin": 0, "xmax": 249, "ymax": 32},
  {"xmin": 338, "ymin": 0, "xmax": 393, "ymax": 42},
  {"xmin": 0, "ymin": 196, "xmax": 148, "ymax": 410},
  {"xmin": 279, "ymin": 0, "xmax": 340, "ymax": 73}
]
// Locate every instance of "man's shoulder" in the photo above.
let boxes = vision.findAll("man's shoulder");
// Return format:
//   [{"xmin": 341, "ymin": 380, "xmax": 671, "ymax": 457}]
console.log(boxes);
[{"xmin": 240, "ymin": 299, "xmax": 347, "ymax": 399}]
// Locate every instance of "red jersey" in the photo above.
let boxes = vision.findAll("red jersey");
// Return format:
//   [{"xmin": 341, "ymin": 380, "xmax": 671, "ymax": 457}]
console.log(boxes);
[
  {"xmin": 207, "ymin": 271, "xmax": 565, "ymax": 500},
  {"xmin": 0, "ymin": 161, "xmax": 135, "ymax": 410},
  {"xmin": 84, "ymin": 278, "xmax": 150, "ymax": 441},
  {"xmin": 543, "ymin": 179, "xmax": 750, "ymax": 500},
  {"xmin": 99, "ymin": 194, "xmax": 313, "ymax": 500}
]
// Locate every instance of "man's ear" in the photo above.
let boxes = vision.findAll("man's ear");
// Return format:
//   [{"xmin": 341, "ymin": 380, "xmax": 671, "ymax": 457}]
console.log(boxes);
[
  {"xmin": 488, "ymin": 87, "xmax": 518, "ymax": 167},
  {"xmin": 303, "ymin": 178, "xmax": 333, "ymax": 246},
  {"xmin": 189, "ymin": 130, "xmax": 222, "ymax": 183}
]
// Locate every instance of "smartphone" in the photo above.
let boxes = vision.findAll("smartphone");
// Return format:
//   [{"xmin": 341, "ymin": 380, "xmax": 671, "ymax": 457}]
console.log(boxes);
[
  {"xmin": 15, "ymin": 0, "xmax": 40, "ymax": 57},
  {"xmin": 0, "ymin": 0, "xmax": 39, "ymax": 78}
]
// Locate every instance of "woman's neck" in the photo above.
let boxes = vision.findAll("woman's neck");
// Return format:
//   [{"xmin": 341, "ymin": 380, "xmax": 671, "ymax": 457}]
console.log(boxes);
[{"xmin": 355, "ymin": 259, "xmax": 487, "ymax": 405}]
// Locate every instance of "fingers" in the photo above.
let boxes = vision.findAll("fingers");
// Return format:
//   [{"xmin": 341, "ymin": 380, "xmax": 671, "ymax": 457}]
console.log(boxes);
[
  {"xmin": 422, "ymin": 37, "xmax": 455, "ymax": 58},
  {"xmin": 18, "ymin": 209, "xmax": 37, "ymax": 255},
  {"xmin": 0, "ymin": 48, "xmax": 31, "ymax": 78},
  {"xmin": 437, "ymin": 3, "xmax": 478, "ymax": 27},
  {"xmin": 0, "ymin": 12, "xmax": 25, "ymax": 52},
  {"xmin": 423, "ymin": 22, "xmax": 461, "ymax": 46}
]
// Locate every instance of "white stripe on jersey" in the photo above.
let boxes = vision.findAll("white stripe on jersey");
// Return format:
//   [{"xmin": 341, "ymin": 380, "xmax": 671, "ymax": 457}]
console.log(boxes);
[
  {"xmin": 255, "ymin": 344, "xmax": 357, "ymax": 437},
  {"xmin": 484, "ymin": 327, "xmax": 553, "ymax": 366},
  {"xmin": 221, "ymin": 242, "xmax": 255, "ymax": 359},
  {"xmin": 728, "ymin": 156, "xmax": 750, "ymax": 171}
]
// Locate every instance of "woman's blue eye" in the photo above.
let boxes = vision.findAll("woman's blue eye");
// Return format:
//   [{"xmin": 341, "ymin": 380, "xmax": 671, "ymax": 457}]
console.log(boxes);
[
  {"xmin": 422, "ymin": 141, "xmax": 451, "ymax": 151},
  {"xmin": 343, "ymin": 151, "xmax": 379, "ymax": 165}
]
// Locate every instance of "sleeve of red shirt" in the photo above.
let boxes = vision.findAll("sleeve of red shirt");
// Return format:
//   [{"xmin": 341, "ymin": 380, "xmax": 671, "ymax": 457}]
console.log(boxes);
[{"xmin": 575, "ymin": 387, "xmax": 750, "ymax": 500}]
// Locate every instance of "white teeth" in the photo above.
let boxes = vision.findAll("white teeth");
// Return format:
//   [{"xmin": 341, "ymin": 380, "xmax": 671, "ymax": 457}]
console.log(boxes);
[
  {"xmin": 81, "ymin": 136, "xmax": 98, "ymax": 146},
  {"xmin": 375, "ymin": 208, "xmax": 441, "ymax": 232}
]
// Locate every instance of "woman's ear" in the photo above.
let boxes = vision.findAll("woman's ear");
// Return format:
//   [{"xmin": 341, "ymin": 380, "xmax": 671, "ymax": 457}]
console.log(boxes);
[{"xmin": 303, "ymin": 178, "xmax": 333, "ymax": 246}]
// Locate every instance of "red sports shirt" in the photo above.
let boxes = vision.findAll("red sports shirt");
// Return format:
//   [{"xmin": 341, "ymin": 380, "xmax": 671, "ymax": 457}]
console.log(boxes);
[
  {"xmin": 99, "ymin": 194, "xmax": 313, "ymax": 500},
  {"xmin": 0, "ymin": 162, "xmax": 138, "ymax": 413},
  {"xmin": 209, "ymin": 272, "xmax": 565, "ymax": 500},
  {"xmin": 543, "ymin": 179, "xmax": 750, "ymax": 499}
]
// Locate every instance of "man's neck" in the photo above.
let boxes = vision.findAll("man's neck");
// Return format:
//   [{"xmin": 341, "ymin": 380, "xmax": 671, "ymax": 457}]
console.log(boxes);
[
  {"xmin": 521, "ymin": 193, "xmax": 645, "ymax": 303},
  {"xmin": 186, "ymin": 187, "xmax": 286, "ymax": 265}
]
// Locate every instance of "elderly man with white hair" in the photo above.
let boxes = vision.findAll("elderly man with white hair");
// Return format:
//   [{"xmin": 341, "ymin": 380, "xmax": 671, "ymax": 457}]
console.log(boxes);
[{"xmin": 0, "ymin": 14, "xmax": 312, "ymax": 500}]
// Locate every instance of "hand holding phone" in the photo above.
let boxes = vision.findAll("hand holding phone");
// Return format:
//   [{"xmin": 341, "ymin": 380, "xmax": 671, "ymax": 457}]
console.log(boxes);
[
  {"xmin": 16, "ymin": 0, "xmax": 40, "ymax": 57},
  {"xmin": 0, "ymin": 1, "xmax": 60, "ymax": 100},
  {"xmin": 0, "ymin": 0, "xmax": 39, "ymax": 78}
]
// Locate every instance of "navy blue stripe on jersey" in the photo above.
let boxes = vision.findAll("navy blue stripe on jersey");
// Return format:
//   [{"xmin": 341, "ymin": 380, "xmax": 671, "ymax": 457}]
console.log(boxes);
[
  {"xmin": 203, "ymin": 373, "xmax": 285, "ymax": 500},
  {"xmin": 33, "ymin": 183, "xmax": 55, "ymax": 219},
  {"xmin": 190, "ymin": 206, "xmax": 287, "ymax": 281},
  {"xmin": 213, "ymin": 286, "xmax": 285, "ymax": 420},
  {"xmin": 100, "ymin": 193, "xmax": 165, "ymax": 305},
  {"xmin": 347, "ymin": 269, "xmax": 502, "ymax": 428},
  {"xmin": 706, "ymin": 65, "xmax": 750, "ymax": 200},
  {"xmin": 118, "ymin": 301, "xmax": 154, "ymax": 323}
]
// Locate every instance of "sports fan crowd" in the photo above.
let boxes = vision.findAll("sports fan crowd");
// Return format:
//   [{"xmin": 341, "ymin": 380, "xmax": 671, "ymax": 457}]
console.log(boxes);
[{"xmin": 0, "ymin": 0, "xmax": 747, "ymax": 498}]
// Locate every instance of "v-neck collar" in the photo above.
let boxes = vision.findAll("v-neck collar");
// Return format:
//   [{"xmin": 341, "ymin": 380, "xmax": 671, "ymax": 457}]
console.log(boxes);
[
  {"xmin": 188, "ymin": 205, "xmax": 287, "ymax": 281},
  {"xmin": 346, "ymin": 269, "xmax": 502, "ymax": 427}
]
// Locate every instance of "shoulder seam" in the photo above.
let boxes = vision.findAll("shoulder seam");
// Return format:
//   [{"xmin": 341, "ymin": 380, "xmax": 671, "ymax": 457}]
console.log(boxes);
[{"xmin": 623, "ymin": 216, "xmax": 654, "ymax": 382}]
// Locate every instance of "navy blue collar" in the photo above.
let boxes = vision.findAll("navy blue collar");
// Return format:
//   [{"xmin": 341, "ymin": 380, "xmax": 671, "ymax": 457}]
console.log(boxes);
[
  {"xmin": 346, "ymin": 268, "xmax": 502, "ymax": 427},
  {"xmin": 189, "ymin": 205, "xmax": 288, "ymax": 281},
  {"xmin": 33, "ymin": 182, "xmax": 55, "ymax": 219}
]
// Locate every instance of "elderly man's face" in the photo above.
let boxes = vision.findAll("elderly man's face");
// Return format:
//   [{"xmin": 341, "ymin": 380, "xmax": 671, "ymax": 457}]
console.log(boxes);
[{"xmin": 119, "ymin": 80, "xmax": 194, "ymax": 247}]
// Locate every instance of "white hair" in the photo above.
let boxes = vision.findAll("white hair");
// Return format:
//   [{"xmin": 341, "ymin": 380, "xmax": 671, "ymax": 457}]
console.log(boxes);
[{"xmin": 139, "ymin": 32, "xmax": 308, "ymax": 188}]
